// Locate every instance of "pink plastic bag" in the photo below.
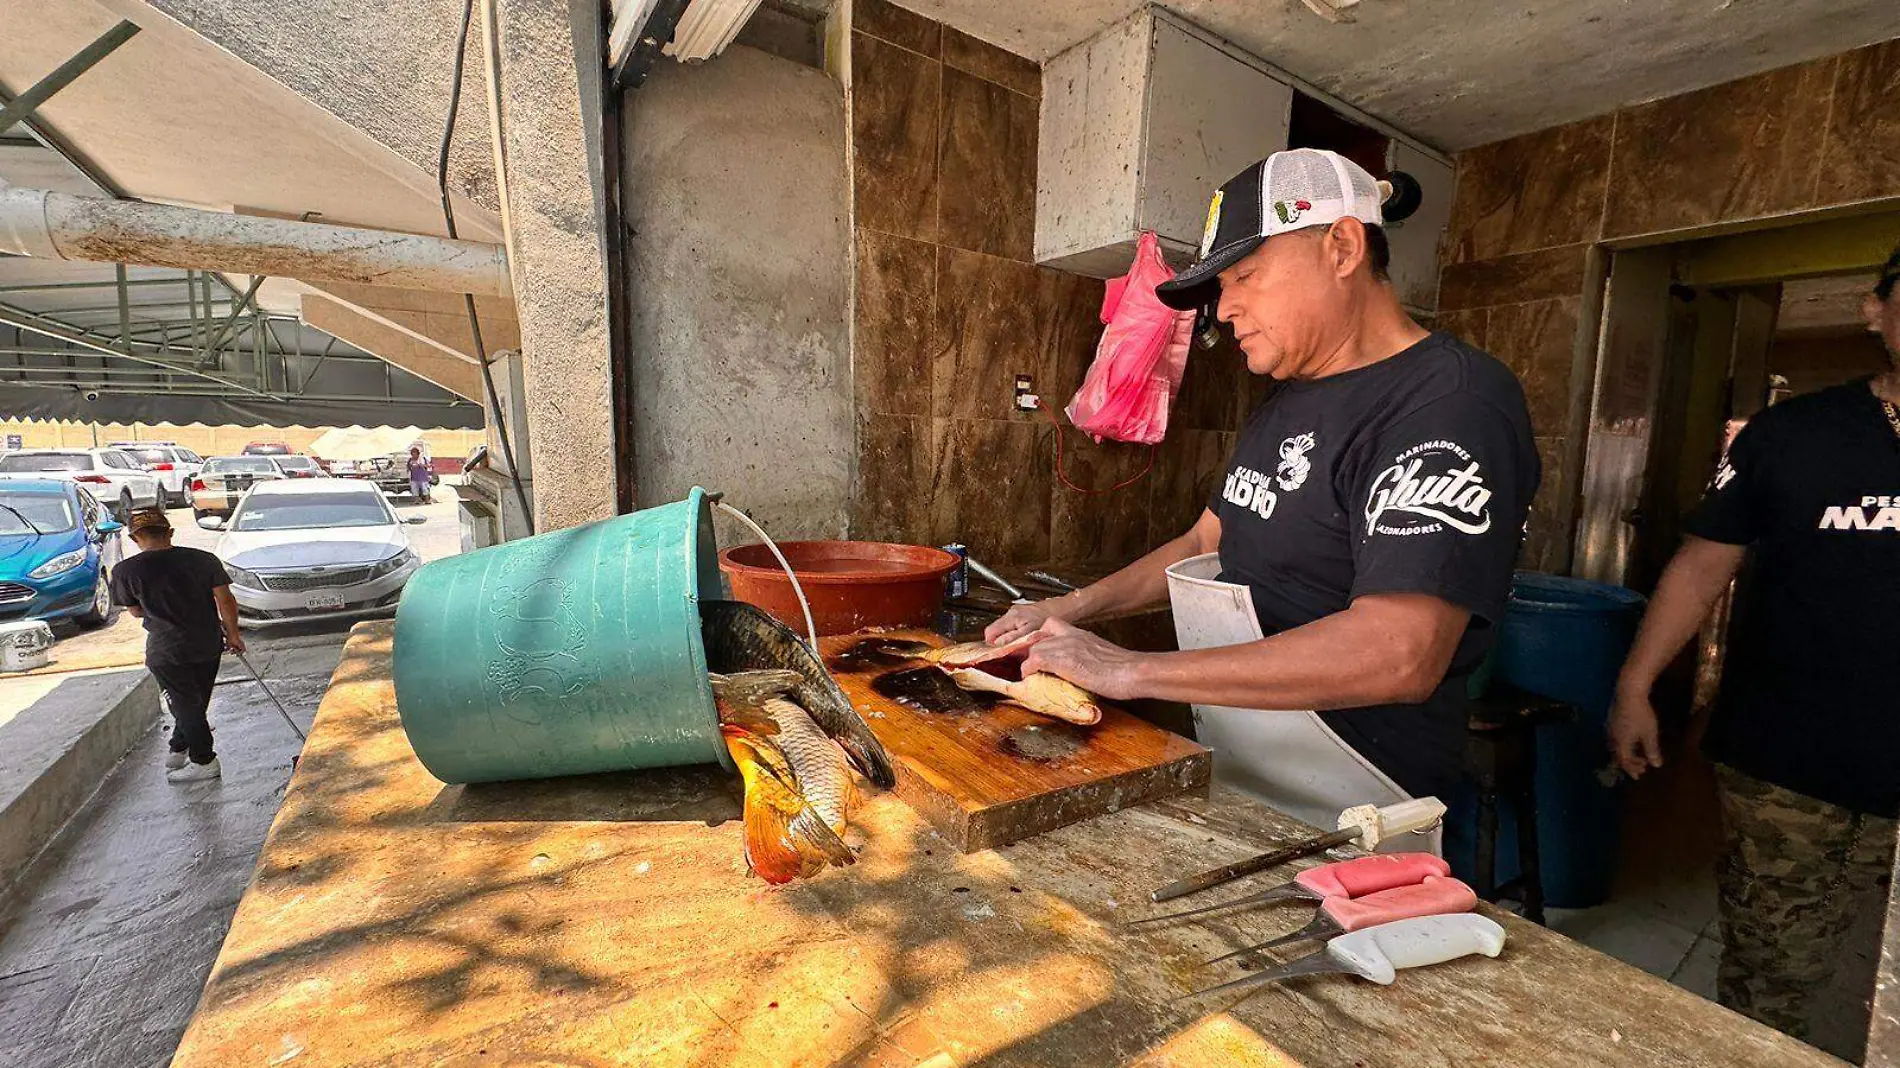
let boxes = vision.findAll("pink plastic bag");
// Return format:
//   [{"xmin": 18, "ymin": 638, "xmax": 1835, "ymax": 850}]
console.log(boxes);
[{"xmin": 1065, "ymin": 231, "xmax": 1194, "ymax": 445}]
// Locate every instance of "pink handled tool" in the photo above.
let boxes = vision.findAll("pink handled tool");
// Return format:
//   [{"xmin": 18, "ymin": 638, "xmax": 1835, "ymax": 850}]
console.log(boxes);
[
  {"xmin": 1205, "ymin": 876, "xmax": 1479, "ymax": 963},
  {"xmin": 1181, "ymin": 914, "xmax": 1508, "ymax": 1000},
  {"xmin": 1128, "ymin": 853, "xmax": 1449, "ymax": 927}
]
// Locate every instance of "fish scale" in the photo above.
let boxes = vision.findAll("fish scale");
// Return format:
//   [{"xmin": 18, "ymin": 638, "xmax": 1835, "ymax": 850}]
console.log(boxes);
[{"xmin": 763, "ymin": 696, "xmax": 856, "ymax": 835}]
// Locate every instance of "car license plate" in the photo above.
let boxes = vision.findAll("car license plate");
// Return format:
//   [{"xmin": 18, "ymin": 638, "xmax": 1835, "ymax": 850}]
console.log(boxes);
[{"xmin": 304, "ymin": 592, "xmax": 346, "ymax": 611}]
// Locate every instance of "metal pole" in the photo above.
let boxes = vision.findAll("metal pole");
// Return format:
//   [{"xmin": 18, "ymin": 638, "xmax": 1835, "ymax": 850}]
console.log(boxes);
[
  {"xmin": 202, "ymin": 274, "xmax": 264, "ymax": 361},
  {"xmin": 0, "ymin": 21, "xmax": 141, "ymax": 137},
  {"xmin": 114, "ymin": 264, "xmax": 129, "ymax": 343}
]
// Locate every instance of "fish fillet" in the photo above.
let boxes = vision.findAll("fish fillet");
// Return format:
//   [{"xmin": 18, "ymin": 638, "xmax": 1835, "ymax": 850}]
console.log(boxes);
[{"xmin": 921, "ymin": 635, "xmax": 1103, "ymax": 726}]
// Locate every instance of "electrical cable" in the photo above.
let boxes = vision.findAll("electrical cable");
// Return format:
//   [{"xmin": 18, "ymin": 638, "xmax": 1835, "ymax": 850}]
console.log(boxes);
[
  {"xmin": 441, "ymin": 0, "xmax": 534, "ymax": 536},
  {"xmin": 1036, "ymin": 397, "xmax": 1155, "ymax": 496},
  {"xmin": 713, "ymin": 500, "xmax": 818, "ymax": 651}
]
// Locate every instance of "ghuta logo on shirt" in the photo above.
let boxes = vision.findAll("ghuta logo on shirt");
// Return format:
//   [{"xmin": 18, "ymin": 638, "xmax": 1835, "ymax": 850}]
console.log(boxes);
[{"xmin": 1366, "ymin": 440, "xmax": 1494, "ymax": 536}]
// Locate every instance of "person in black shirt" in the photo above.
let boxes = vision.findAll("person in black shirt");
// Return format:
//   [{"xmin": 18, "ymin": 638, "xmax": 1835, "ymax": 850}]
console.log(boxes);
[
  {"xmin": 109, "ymin": 509, "xmax": 245, "ymax": 782},
  {"xmin": 988, "ymin": 149, "xmax": 1539, "ymax": 833},
  {"xmin": 1610, "ymin": 251, "xmax": 1900, "ymax": 1048}
]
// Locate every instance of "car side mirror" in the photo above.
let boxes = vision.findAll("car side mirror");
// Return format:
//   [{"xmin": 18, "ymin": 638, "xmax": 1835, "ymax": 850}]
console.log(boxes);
[
  {"xmin": 197, "ymin": 515, "xmax": 225, "ymax": 531},
  {"xmin": 403, "ymin": 515, "xmax": 428, "ymax": 525},
  {"xmin": 96, "ymin": 518, "xmax": 124, "ymax": 535}
]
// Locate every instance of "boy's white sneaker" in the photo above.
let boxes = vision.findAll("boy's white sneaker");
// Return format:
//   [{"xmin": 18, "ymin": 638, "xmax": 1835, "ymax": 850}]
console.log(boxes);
[
  {"xmin": 164, "ymin": 751, "xmax": 189, "ymax": 771},
  {"xmin": 166, "ymin": 757, "xmax": 221, "ymax": 783}
]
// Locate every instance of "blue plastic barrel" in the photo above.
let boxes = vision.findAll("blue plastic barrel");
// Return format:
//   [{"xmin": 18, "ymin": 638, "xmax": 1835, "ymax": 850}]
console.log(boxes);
[
  {"xmin": 393, "ymin": 487, "xmax": 732, "ymax": 784},
  {"xmin": 1488, "ymin": 572, "xmax": 1647, "ymax": 908}
]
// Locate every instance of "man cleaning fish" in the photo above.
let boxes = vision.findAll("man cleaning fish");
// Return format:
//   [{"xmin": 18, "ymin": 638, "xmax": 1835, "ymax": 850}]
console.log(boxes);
[
  {"xmin": 695, "ymin": 149, "xmax": 1539, "ymax": 883},
  {"xmin": 989, "ymin": 148, "xmax": 1541, "ymax": 836}
]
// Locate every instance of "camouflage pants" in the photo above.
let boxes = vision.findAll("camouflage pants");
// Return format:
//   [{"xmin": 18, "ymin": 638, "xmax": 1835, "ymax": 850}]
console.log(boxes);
[{"xmin": 1714, "ymin": 763, "xmax": 1895, "ymax": 1040}]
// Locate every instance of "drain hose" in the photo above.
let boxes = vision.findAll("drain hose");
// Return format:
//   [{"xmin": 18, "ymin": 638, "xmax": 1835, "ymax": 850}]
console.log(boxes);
[{"xmin": 713, "ymin": 500, "xmax": 819, "ymax": 650}]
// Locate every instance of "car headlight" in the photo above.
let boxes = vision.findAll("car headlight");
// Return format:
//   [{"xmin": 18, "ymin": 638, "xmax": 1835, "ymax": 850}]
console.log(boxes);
[
  {"xmin": 28, "ymin": 549, "xmax": 87, "ymax": 579},
  {"xmin": 370, "ymin": 549, "xmax": 419, "ymax": 579},
  {"xmin": 225, "ymin": 564, "xmax": 264, "ymax": 589}
]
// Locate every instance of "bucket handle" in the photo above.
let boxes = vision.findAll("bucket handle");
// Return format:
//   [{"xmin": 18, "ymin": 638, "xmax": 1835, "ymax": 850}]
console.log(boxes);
[{"xmin": 712, "ymin": 499, "xmax": 819, "ymax": 650}]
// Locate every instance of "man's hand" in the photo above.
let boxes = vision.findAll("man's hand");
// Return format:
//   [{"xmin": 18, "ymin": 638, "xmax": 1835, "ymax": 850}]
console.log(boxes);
[
  {"xmin": 1018, "ymin": 619, "xmax": 1148, "ymax": 701},
  {"xmin": 1608, "ymin": 688, "xmax": 1662, "ymax": 779},
  {"xmin": 985, "ymin": 597, "xmax": 1075, "ymax": 645},
  {"xmin": 224, "ymin": 628, "xmax": 247, "ymax": 655}
]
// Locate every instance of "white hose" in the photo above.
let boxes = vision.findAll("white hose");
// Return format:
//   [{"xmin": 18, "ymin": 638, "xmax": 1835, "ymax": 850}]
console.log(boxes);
[{"xmin": 714, "ymin": 500, "xmax": 819, "ymax": 650}]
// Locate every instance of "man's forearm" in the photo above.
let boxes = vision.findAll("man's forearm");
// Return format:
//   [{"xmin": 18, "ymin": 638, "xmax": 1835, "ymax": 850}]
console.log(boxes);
[
  {"xmin": 1053, "ymin": 527, "xmax": 1205, "ymax": 624},
  {"xmin": 214, "ymin": 590, "xmax": 241, "ymax": 639},
  {"xmin": 1615, "ymin": 536, "xmax": 1746, "ymax": 698},
  {"xmin": 1128, "ymin": 595, "xmax": 1466, "ymax": 711}
]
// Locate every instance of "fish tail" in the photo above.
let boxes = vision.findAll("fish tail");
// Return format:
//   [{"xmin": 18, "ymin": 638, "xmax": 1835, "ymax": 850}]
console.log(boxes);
[{"xmin": 723, "ymin": 729, "xmax": 855, "ymax": 883}]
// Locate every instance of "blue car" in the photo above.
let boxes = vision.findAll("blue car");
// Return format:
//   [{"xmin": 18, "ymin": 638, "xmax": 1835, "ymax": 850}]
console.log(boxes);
[{"xmin": 0, "ymin": 479, "xmax": 125, "ymax": 627}]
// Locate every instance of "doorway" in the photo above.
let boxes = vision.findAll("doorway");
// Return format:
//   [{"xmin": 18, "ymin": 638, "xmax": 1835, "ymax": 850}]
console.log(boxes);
[{"xmin": 1558, "ymin": 207, "xmax": 1899, "ymax": 1061}]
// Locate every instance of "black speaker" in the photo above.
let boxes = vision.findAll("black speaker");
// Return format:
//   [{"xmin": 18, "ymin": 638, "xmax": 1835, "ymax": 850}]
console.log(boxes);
[{"xmin": 1383, "ymin": 170, "xmax": 1424, "ymax": 223}]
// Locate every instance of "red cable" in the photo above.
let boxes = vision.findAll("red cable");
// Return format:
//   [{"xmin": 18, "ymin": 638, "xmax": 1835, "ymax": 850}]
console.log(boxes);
[{"xmin": 1038, "ymin": 397, "xmax": 1155, "ymax": 496}]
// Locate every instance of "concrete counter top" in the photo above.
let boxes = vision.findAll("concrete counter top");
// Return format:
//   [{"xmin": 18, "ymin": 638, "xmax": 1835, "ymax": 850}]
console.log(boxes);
[{"xmin": 171, "ymin": 621, "xmax": 1841, "ymax": 1067}]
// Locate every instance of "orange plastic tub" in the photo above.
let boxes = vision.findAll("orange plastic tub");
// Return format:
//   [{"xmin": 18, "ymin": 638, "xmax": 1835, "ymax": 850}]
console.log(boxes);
[{"xmin": 718, "ymin": 540, "xmax": 960, "ymax": 636}]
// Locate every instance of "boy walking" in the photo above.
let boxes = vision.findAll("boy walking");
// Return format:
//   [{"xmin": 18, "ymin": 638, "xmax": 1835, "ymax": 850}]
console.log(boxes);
[{"xmin": 109, "ymin": 509, "xmax": 245, "ymax": 782}]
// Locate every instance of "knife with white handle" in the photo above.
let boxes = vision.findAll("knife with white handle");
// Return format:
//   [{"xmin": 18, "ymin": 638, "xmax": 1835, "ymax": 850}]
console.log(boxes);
[{"xmin": 1180, "ymin": 913, "xmax": 1507, "ymax": 1000}]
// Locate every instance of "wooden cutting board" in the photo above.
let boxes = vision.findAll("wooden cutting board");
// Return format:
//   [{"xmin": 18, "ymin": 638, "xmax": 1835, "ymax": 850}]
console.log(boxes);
[{"xmin": 822, "ymin": 628, "xmax": 1210, "ymax": 852}]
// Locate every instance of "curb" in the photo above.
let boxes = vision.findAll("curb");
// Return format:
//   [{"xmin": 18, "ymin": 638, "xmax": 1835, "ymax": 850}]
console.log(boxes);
[{"xmin": 0, "ymin": 669, "xmax": 158, "ymax": 899}]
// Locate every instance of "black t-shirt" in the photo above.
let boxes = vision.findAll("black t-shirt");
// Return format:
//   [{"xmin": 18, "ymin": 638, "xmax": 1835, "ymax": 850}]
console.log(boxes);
[
  {"xmin": 109, "ymin": 546, "xmax": 231, "ymax": 665},
  {"xmin": 1206, "ymin": 332, "xmax": 1541, "ymax": 798},
  {"xmin": 1683, "ymin": 380, "xmax": 1900, "ymax": 816}
]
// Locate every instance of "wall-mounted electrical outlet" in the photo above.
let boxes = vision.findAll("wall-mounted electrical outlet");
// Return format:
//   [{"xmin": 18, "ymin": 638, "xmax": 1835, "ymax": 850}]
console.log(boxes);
[{"xmin": 1014, "ymin": 374, "xmax": 1039, "ymax": 412}]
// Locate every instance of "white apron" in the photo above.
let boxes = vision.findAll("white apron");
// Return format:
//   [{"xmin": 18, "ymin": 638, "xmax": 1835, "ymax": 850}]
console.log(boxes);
[{"xmin": 1165, "ymin": 553, "xmax": 1441, "ymax": 855}]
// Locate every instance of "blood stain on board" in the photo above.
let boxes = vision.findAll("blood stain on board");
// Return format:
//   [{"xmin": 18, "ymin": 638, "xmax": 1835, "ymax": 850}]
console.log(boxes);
[
  {"xmin": 1000, "ymin": 723, "xmax": 1087, "ymax": 763},
  {"xmin": 870, "ymin": 667, "xmax": 1000, "ymax": 715}
]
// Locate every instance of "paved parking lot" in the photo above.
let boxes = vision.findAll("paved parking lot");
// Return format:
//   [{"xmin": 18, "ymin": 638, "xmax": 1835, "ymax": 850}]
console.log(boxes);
[
  {"xmin": 0, "ymin": 481, "xmax": 469, "ymax": 1068},
  {"xmin": 22, "ymin": 482, "xmax": 465, "ymax": 677}
]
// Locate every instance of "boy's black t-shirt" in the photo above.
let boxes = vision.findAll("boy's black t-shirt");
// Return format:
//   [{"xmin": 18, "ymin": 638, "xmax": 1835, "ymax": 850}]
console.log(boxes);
[
  {"xmin": 1683, "ymin": 380, "xmax": 1900, "ymax": 816},
  {"xmin": 109, "ymin": 545, "xmax": 231, "ymax": 665},
  {"xmin": 1206, "ymin": 332, "xmax": 1541, "ymax": 798}
]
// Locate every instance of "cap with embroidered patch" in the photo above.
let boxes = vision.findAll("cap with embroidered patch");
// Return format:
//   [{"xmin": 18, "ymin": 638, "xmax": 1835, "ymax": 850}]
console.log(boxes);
[{"xmin": 1155, "ymin": 148, "xmax": 1390, "ymax": 311}]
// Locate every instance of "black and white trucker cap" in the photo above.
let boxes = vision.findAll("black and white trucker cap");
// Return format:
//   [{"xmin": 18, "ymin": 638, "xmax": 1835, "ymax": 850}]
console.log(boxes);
[{"xmin": 1155, "ymin": 148, "xmax": 1390, "ymax": 311}]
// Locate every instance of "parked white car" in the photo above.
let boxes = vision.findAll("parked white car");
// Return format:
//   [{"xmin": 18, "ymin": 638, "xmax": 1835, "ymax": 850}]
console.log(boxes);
[
  {"xmin": 109, "ymin": 442, "xmax": 205, "ymax": 508},
  {"xmin": 0, "ymin": 448, "xmax": 161, "ymax": 520},
  {"xmin": 200, "ymin": 479, "xmax": 425, "ymax": 626}
]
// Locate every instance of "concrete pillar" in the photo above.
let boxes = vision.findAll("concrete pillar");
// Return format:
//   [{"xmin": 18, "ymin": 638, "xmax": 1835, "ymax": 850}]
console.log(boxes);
[{"xmin": 484, "ymin": 0, "xmax": 620, "ymax": 531}]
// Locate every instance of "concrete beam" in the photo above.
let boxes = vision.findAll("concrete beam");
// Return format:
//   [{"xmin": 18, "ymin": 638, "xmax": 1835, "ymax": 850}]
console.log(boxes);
[
  {"xmin": 1677, "ymin": 210, "xmax": 1900, "ymax": 288},
  {"xmin": 485, "ymin": 0, "xmax": 619, "ymax": 531},
  {"xmin": 299, "ymin": 293, "xmax": 484, "ymax": 400}
]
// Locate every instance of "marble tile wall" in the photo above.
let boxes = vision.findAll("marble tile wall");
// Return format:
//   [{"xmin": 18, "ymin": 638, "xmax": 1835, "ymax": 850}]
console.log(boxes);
[
  {"xmin": 848, "ymin": 0, "xmax": 1235, "ymax": 568},
  {"xmin": 1438, "ymin": 38, "xmax": 1900, "ymax": 572}
]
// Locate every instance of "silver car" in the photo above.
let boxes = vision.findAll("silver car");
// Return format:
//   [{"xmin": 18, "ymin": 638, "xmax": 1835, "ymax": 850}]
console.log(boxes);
[{"xmin": 201, "ymin": 479, "xmax": 425, "ymax": 627}]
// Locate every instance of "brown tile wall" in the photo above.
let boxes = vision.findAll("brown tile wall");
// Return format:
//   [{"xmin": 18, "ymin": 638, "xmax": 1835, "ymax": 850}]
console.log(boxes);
[
  {"xmin": 849, "ymin": 0, "xmax": 1237, "ymax": 568},
  {"xmin": 1439, "ymin": 39, "xmax": 1900, "ymax": 572}
]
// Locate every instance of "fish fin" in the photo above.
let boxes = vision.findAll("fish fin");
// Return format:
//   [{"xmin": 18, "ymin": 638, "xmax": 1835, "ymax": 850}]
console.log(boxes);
[
  {"xmin": 787, "ymin": 807, "xmax": 856, "ymax": 870},
  {"xmin": 717, "ymin": 698, "xmax": 784, "ymax": 736},
  {"xmin": 836, "ymin": 737, "xmax": 897, "ymax": 790},
  {"xmin": 724, "ymin": 732, "xmax": 807, "ymax": 885},
  {"xmin": 711, "ymin": 669, "xmax": 803, "ymax": 705}
]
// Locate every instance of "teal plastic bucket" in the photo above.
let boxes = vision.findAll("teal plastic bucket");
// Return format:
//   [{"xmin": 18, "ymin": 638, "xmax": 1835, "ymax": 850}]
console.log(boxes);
[{"xmin": 393, "ymin": 487, "xmax": 731, "ymax": 784}]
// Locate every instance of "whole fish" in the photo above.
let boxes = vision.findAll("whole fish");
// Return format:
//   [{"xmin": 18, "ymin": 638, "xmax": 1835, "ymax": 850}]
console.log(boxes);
[
  {"xmin": 721, "ymin": 723, "xmax": 854, "ymax": 884},
  {"xmin": 702, "ymin": 600, "xmax": 896, "ymax": 788},
  {"xmin": 921, "ymin": 635, "xmax": 1103, "ymax": 726},
  {"xmin": 713, "ymin": 670, "xmax": 857, "ymax": 884},
  {"xmin": 761, "ymin": 695, "xmax": 859, "ymax": 837}
]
